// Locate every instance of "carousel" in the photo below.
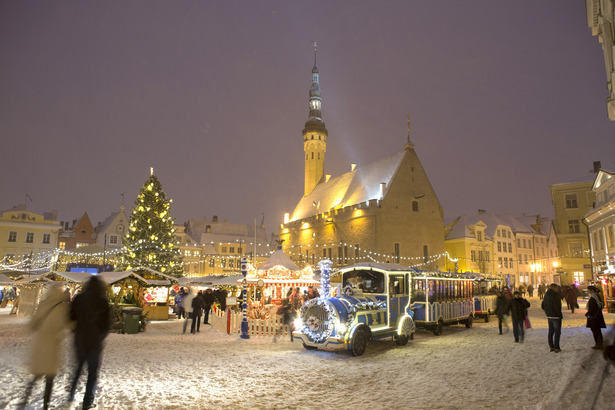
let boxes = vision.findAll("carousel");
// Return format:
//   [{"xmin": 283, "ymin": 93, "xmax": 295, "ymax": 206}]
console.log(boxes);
[{"xmin": 241, "ymin": 246, "xmax": 320, "ymax": 319}]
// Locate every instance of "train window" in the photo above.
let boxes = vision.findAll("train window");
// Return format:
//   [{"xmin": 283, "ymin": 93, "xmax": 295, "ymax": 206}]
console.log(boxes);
[
  {"xmin": 389, "ymin": 274, "xmax": 407, "ymax": 296},
  {"xmin": 428, "ymin": 280, "xmax": 437, "ymax": 303},
  {"xmin": 412, "ymin": 279, "xmax": 426, "ymax": 302},
  {"xmin": 343, "ymin": 269, "xmax": 384, "ymax": 293}
]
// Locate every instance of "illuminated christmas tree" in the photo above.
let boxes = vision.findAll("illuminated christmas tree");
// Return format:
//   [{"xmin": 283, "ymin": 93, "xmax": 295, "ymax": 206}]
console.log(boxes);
[{"xmin": 123, "ymin": 169, "xmax": 183, "ymax": 277}]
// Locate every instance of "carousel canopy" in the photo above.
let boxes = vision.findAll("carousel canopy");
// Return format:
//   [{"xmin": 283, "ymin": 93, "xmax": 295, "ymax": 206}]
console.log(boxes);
[{"xmin": 257, "ymin": 248, "xmax": 300, "ymax": 271}]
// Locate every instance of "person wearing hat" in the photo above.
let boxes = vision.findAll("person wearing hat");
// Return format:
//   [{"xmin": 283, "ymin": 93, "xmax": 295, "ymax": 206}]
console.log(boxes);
[{"xmin": 585, "ymin": 286, "xmax": 606, "ymax": 350}]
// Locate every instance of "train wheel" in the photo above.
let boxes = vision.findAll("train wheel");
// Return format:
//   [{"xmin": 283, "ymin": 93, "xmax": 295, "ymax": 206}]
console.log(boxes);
[
  {"xmin": 302, "ymin": 343, "xmax": 318, "ymax": 350},
  {"xmin": 351, "ymin": 329, "xmax": 367, "ymax": 356},
  {"xmin": 394, "ymin": 334, "xmax": 409, "ymax": 346},
  {"xmin": 465, "ymin": 316, "xmax": 473, "ymax": 328}
]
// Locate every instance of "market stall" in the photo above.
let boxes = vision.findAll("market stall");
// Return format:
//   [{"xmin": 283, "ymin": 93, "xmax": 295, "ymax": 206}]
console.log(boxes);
[
  {"xmin": 597, "ymin": 268, "xmax": 615, "ymax": 313},
  {"xmin": 99, "ymin": 268, "xmax": 177, "ymax": 320}
]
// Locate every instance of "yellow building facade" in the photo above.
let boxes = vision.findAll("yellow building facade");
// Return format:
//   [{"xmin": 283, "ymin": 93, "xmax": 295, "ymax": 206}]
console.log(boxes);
[
  {"xmin": 0, "ymin": 204, "xmax": 61, "ymax": 272},
  {"xmin": 550, "ymin": 180, "xmax": 595, "ymax": 286}
]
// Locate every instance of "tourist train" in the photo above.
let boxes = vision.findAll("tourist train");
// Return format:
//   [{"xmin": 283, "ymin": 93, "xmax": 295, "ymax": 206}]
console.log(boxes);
[{"xmin": 293, "ymin": 262, "xmax": 483, "ymax": 356}]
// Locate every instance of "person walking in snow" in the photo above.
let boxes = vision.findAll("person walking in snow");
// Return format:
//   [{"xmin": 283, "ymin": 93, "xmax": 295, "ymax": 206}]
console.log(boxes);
[
  {"xmin": 67, "ymin": 275, "xmax": 111, "ymax": 410},
  {"xmin": 507, "ymin": 291, "xmax": 530, "ymax": 343},
  {"xmin": 191, "ymin": 291, "xmax": 205, "ymax": 333},
  {"xmin": 564, "ymin": 285, "xmax": 578, "ymax": 313},
  {"xmin": 494, "ymin": 290, "xmax": 509, "ymax": 335},
  {"xmin": 541, "ymin": 283, "xmax": 563, "ymax": 353},
  {"xmin": 586, "ymin": 285, "xmax": 606, "ymax": 350},
  {"xmin": 202, "ymin": 288, "xmax": 215, "ymax": 325},
  {"xmin": 527, "ymin": 283, "xmax": 534, "ymax": 298},
  {"xmin": 21, "ymin": 284, "xmax": 70, "ymax": 410}
]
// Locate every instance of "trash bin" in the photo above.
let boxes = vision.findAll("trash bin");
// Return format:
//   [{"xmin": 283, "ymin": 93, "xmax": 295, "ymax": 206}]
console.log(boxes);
[{"xmin": 122, "ymin": 307, "xmax": 142, "ymax": 334}]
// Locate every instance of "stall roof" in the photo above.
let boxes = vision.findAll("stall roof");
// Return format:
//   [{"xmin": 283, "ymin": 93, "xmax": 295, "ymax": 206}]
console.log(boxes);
[
  {"xmin": 178, "ymin": 276, "xmax": 214, "ymax": 286},
  {"xmin": 0, "ymin": 273, "xmax": 14, "ymax": 285},
  {"xmin": 43, "ymin": 271, "xmax": 94, "ymax": 283},
  {"xmin": 129, "ymin": 267, "xmax": 178, "ymax": 285},
  {"xmin": 14, "ymin": 274, "xmax": 52, "ymax": 285},
  {"xmin": 98, "ymin": 271, "xmax": 151, "ymax": 286}
]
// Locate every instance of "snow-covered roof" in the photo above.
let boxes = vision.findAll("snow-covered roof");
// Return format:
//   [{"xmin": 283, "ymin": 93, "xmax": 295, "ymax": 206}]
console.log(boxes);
[
  {"xmin": 257, "ymin": 248, "xmax": 300, "ymax": 271},
  {"xmin": 0, "ymin": 273, "xmax": 13, "ymax": 285},
  {"xmin": 43, "ymin": 271, "xmax": 94, "ymax": 283},
  {"xmin": 290, "ymin": 150, "xmax": 406, "ymax": 221}
]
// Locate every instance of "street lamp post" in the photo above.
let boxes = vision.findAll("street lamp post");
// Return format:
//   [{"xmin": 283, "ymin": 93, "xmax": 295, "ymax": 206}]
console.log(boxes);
[{"xmin": 240, "ymin": 257, "xmax": 250, "ymax": 339}]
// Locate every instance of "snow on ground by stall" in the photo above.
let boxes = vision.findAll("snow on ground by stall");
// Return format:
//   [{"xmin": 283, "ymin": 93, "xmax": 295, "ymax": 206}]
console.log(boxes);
[{"xmin": 1, "ymin": 298, "xmax": 614, "ymax": 410}]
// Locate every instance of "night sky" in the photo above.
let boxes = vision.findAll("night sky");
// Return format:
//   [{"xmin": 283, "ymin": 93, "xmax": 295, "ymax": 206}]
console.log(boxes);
[{"xmin": 1, "ymin": 1, "xmax": 613, "ymax": 237}]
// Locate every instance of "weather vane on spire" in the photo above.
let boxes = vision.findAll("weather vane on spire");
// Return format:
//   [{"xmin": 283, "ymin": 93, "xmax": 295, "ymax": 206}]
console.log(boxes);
[
  {"xmin": 407, "ymin": 113, "xmax": 411, "ymax": 144},
  {"xmin": 312, "ymin": 41, "xmax": 317, "ymax": 65}
]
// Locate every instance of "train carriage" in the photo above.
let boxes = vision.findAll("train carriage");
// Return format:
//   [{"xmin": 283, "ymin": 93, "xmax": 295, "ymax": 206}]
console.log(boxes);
[
  {"xmin": 472, "ymin": 278, "xmax": 501, "ymax": 322},
  {"xmin": 410, "ymin": 272, "xmax": 475, "ymax": 335}
]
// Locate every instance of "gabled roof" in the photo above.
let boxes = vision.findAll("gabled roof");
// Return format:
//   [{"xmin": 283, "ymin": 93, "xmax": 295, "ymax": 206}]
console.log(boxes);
[
  {"xmin": 43, "ymin": 271, "xmax": 94, "ymax": 283},
  {"xmin": 95, "ymin": 207, "xmax": 128, "ymax": 235},
  {"xmin": 445, "ymin": 212, "xmax": 513, "ymax": 240},
  {"xmin": 497, "ymin": 214, "xmax": 533, "ymax": 234},
  {"xmin": 291, "ymin": 150, "xmax": 406, "ymax": 221}
]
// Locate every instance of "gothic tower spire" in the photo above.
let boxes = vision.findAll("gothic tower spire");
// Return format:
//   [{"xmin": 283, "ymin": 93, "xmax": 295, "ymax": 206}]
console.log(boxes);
[{"xmin": 303, "ymin": 41, "xmax": 328, "ymax": 196}]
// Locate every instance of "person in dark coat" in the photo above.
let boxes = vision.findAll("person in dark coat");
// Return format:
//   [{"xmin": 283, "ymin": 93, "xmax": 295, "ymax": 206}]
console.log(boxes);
[
  {"xmin": 507, "ymin": 291, "xmax": 530, "ymax": 343},
  {"xmin": 191, "ymin": 291, "xmax": 205, "ymax": 333},
  {"xmin": 541, "ymin": 283, "xmax": 563, "ymax": 353},
  {"xmin": 585, "ymin": 286, "xmax": 606, "ymax": 349},
  {"xmin": 494, "ymin": 290, "xmax": 509, "ymax": 335},
  {"xmin": 202, "ymin": 288, "xmax": 215, "ymax": 324},
  {"xmin": 67, "ymin": 276, "xmax": 111, "ymax": 409},
  {"xmin": 564, "ymin": 285, "xmax": 578, "ymax": 313}
]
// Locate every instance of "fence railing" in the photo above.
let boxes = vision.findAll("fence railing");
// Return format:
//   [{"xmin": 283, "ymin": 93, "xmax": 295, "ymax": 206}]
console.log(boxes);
[{"xmin": 210, "ymin": 306, "xmax": 292, "ymax": 337}]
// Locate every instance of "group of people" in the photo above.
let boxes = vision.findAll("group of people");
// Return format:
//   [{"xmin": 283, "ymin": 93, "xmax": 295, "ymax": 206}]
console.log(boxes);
[
  {"xmin": 22, "ymin": 275, "xmax": 111, "ymax": 410},
  {"xmin": 494, "ymin": 282, "xmax": 608, "ymax": 354},
  {"xmin": 177, "ymin": 287, "xmax": 216, "ymax": 334}
]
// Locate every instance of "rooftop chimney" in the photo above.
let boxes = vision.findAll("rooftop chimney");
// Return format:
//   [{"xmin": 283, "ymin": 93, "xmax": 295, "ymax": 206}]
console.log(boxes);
[{"xmin": 593, "ymin": 161, "xmax": 602, "ymax": 173}]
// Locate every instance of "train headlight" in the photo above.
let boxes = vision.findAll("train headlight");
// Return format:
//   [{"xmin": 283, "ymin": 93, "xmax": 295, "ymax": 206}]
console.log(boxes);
[
  {"xmin": 337, "ymin": 322, "xmax": 347, "ymax": 335},
  {"xmin": 294, "ymin": 317, "xmax": 303, "ymax": 330}
]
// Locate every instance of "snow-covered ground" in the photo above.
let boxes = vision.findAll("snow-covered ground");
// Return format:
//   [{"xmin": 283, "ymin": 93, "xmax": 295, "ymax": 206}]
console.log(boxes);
[{"xmin": 1, "ymin": 298, "xmax": 614, "ymax": 410}]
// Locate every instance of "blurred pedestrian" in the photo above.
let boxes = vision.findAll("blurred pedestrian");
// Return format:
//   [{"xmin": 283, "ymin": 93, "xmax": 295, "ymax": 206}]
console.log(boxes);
[
  {"xmin": 565, "ymin": 285, "xmax": 578, "ymax": 313},
  {"xmin": 585, "ymin": 286, "xmax": 606, "ymax": 350},
  {"xmin": 67, "ymin": 276, "xmax": 111, "ymax": 410},
  {"xmin": 273, "ymin": 299, "xmax": 295, "ymax": 342},
  {"xmin": 21, "ymin": 284, "xmax": 70, "ymax": 410},
  {"xmin": 507, "ymin": 291, "xmax": 530, "ymax": 343},
  {"xmin": 541, "ymin": 283, "xmax": 563, "ymax": 353},
  {"xmin": 175, "ymin": 288, "xmax": 186, "ymax": 319},
  {"xmin": 182, "ymin": 288, "xmax": 195, "ymax": 334},
  {"xmin": 527, "ymin": 284, "xmax": 534, "ymax": 297},
  {"xmin": 538, "ymin": 284, "xmax": 545, "ymax": 300}
]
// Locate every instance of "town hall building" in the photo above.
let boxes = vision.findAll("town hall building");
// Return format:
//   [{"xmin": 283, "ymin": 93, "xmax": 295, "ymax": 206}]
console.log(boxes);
[{"xmin": 279, "ymin": 49, "xmax": 445, "ymax": 270}]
